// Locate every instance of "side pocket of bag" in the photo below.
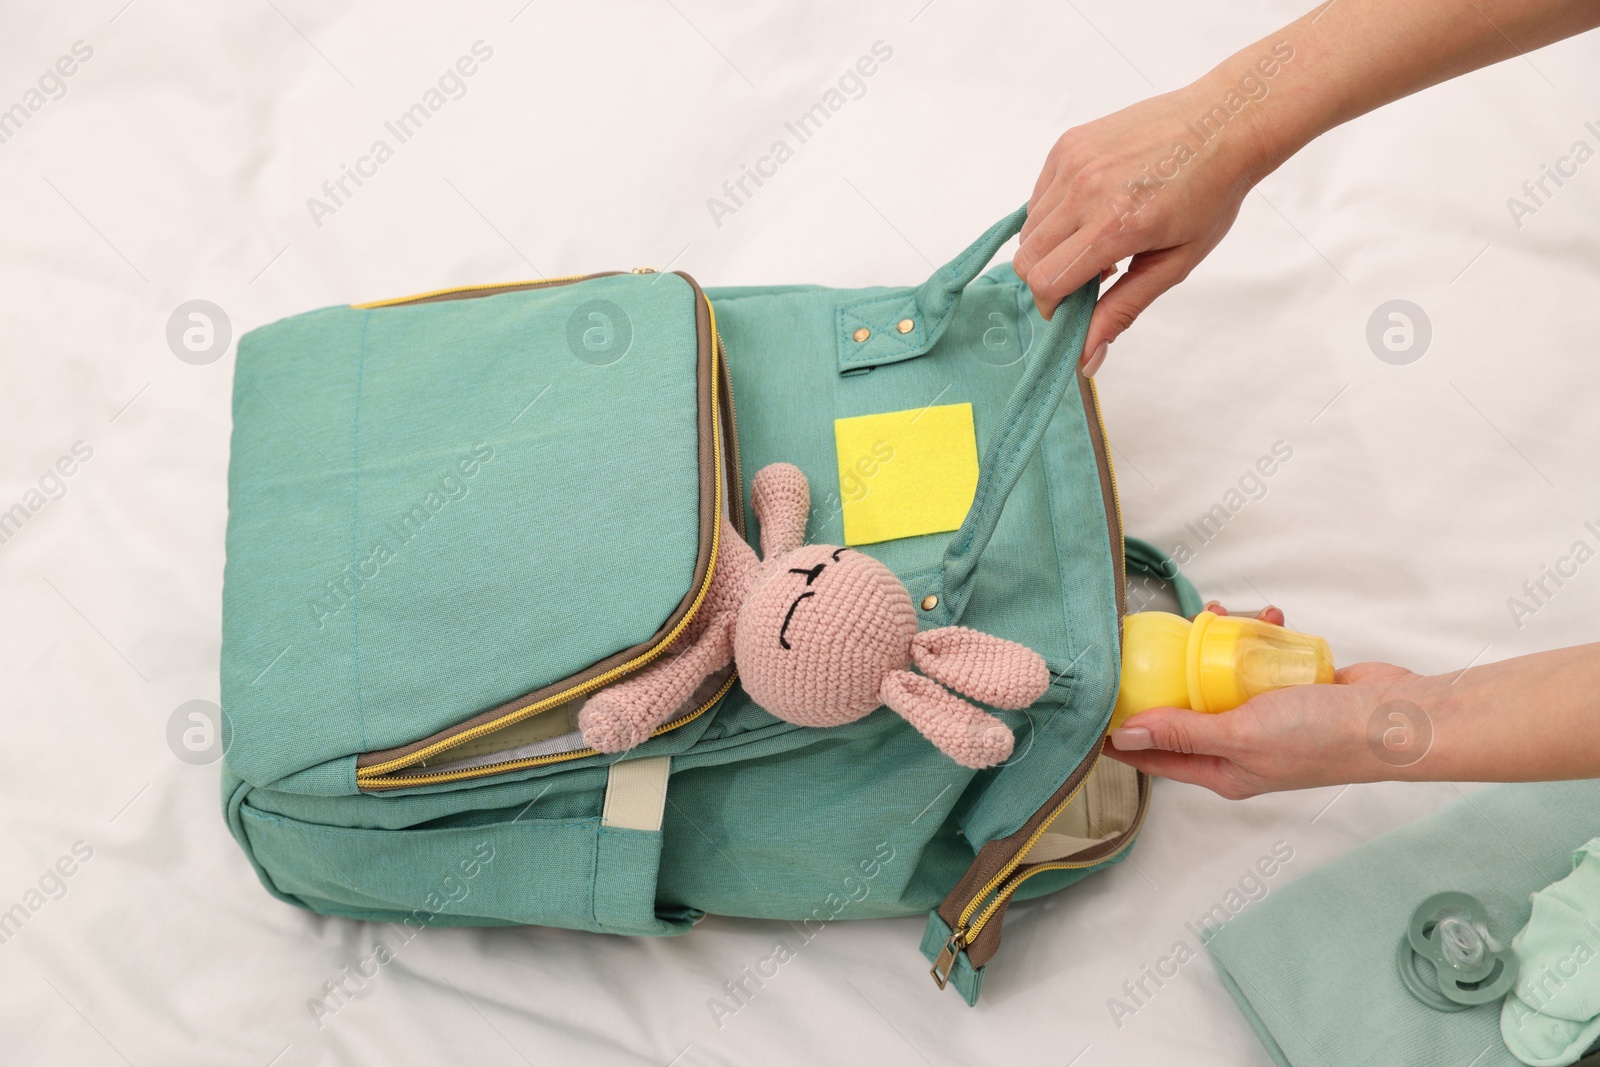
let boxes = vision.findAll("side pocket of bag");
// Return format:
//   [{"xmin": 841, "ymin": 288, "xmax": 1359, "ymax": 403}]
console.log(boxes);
[{"xmin": 235, "ymin": 757, "xmax": 693, "ymax": 937}]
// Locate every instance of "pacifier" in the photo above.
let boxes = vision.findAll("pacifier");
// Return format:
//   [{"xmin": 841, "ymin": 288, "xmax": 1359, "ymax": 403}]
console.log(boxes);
[{"xmin": 1396, "ymin": 891, "xmax": 1519, "ymax": 1011}]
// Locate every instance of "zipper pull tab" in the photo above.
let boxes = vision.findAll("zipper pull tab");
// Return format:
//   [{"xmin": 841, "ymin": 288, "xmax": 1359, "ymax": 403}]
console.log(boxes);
[
  {"xmin": 930, "ymin": 929, "xmax": 968, "ymax": 990},
  {"xmin": 631, "ymin": 267, "xmax": 658, "ymax": 274}
]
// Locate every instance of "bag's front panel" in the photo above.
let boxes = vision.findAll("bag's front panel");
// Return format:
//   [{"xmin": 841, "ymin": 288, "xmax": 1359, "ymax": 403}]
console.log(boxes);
[
  {"xmin": 655, "ymin": 711, "xmax": 976, "ymax": 921},
  {"xmin": 223, "ymin": 273, "xmax": 709, "ymax": 789},
  {"xmin": 707, "ymin": 265, "xmax": 1122, "ymax": 848},
  {"xmin": 229, "ymin": 767, "xmax": 691, "ymax": 936}
]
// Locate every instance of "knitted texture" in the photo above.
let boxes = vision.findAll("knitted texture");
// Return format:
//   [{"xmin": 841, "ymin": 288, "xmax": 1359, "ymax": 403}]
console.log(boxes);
[
  {"xmin": 749, "ymin": 462, "xmax": 809, "ymax": 558},
  {"xmin": 578, "ymin": 463, "xmax": 1051, "ymax": 767},
  {"xmin": 734, "ymin": 543, "xmax": 918, "ymax": 724},
  {"xmin": 910, "ymin": 627, "xmax": 1051, "ymax": 709},
  {"xmin": 879, "ymin": 671, "xmax": 1015, "ymax": 769},
  {"xmin": 578, "ymin": 511, "xmax": 758, "ymax": 751}
]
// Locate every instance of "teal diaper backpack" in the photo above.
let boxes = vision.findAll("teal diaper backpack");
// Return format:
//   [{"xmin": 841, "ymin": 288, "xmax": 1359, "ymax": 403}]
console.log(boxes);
[{"xmin": 220, "ymin": 206, "xmax": 1202, "ymax": 1006}]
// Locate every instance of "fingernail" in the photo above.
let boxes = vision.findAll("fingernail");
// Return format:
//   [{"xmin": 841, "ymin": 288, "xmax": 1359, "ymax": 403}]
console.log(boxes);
[
  {"xmin": 1082, "ymin": 340, "xmax": 1108, "ymax": 377},
  {"xmin": 1110, "ymin": 727, "xmax": 1152, "ymax": 751}
]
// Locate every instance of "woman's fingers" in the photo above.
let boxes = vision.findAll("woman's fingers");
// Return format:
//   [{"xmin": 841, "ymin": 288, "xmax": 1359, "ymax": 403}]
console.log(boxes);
[
  {"xmin": 1022, "ymin": 139, "xmax": 1086, "ymax": 241},
  {"xmin": 1017, "ymin": 79, "xmax": 1267, "ymax": 352},
  {"xmin": 1106, "ymin": 663, "xmax": 1432, "ymax": 799},
  {"xmin": 1026, "ymin": 135, "xmax": 1075, "ymax": 216},
  {"xmin": 1203, "ymin": 601, "xmax": 1287, "ymax": 626},
  {"xmin": 1024, "ymin": 224, "xmax": 1134, "ymax": 320},
  {"xmin": 1015, "ymin": 190, "xmax": 1082, "ymax": 277},
  {"xmin": 1024, "ymin": 164, "xmax": 1062, "ymax": 230},
  {"xmin": 1078, "ymin": 245, "xmax": 1198, "ymax": 371},
  {"xmin": 1106, "ymin": 706, "xmax": 1262, "ymax": 798},
  {"xmin": 1110, "ymin": 705, "xmax": 1238, "ymax": 755},
  {"xmin": 1102, "ymin": 744, "xmax": 1247, "ymax": 795}
]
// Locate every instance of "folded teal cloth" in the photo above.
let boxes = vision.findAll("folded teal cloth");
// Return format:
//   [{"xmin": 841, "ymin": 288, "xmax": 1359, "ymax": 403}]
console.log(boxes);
[
  {"xmin": 1206, "ymin": 780, "xmax": 1600, "ymax": 1067},
  {"xmin": 1501, "ymin": 837, "xmax": 1600, "ymax": 1066}
]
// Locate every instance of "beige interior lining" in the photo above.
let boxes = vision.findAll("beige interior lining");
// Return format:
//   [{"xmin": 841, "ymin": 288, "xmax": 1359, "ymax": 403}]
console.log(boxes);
[
  {"xmin": 417, "ymin": 700, "xmax": 584, "ymax": 766},
  {"xmin": 409, "ymin": 669, "xmax": 732, "ymax": 776},
  {"xmin": 1021, "ymin": 758, "xmax": 1140, "ymax": 864}
]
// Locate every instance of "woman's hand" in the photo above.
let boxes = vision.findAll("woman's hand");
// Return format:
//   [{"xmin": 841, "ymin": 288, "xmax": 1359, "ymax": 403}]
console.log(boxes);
[
  {"xmin": 1012, "ymin": 0, "xmax": 1600, "ymax": 375},
  {"xmin": 1105, "ymin": 661, "xmax": 1435, "ymax": 799},
  {"xmin": 1012, "ymin": 78, "xmax": 1267, "ymax": 374}
]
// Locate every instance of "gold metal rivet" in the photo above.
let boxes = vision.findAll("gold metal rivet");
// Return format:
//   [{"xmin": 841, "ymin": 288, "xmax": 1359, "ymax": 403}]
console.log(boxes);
[
  {"xmin": 897, "ymin": 318, "xmax": 914, "ymax": 334},
  {"xmin": 852, "ymin": 327, "xmax": 871, "ymax": 343},
  {"xmin": 921, "ymin": 594, "xmax": 939, "ymax": 611}
]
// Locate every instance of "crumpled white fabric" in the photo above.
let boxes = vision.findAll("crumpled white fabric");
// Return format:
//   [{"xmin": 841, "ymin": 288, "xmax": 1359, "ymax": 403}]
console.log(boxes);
[{"xmin": 1, "ymin": 2, "xmax": 1596, "ymax": 1064}]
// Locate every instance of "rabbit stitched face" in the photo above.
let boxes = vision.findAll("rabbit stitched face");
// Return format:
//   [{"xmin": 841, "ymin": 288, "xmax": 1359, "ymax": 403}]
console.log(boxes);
[
  {"xmin": 733, "ymin": 544, "xmax": 919, "ymax": 727},
  {"xmin": 578, "ymin": 462, "xmax": 1051, "ymax": 768}
]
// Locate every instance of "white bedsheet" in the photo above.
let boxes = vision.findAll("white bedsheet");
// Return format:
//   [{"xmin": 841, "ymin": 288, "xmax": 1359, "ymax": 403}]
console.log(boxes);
[{"xmin": 3, "ymin": 2, "xmax": 1596, "ymax": 1063}]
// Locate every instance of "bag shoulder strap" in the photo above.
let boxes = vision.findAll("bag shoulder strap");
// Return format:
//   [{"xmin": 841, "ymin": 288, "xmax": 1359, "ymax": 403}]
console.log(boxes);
[{"xmin": 856, "ymin": 206, "xmax": 1102, "ymax": 626}]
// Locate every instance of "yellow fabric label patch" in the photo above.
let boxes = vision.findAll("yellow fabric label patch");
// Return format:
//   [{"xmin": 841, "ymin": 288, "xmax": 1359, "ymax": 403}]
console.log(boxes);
[{"xmin": 833, "ymin": 402, "xmax": 979, "ymax": 546}]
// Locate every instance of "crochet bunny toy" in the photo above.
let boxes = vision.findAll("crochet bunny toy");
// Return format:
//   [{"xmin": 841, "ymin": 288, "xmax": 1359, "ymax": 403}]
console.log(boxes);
[{"xmin": 578, "ymin": 463, "xmax": 1050, "ymax": 768}]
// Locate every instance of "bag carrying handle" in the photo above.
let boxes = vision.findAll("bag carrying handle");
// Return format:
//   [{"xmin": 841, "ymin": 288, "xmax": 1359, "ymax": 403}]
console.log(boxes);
[
  {"xmin": 1125, "ymin": 535, "xmax": 1204, "ymax": 618},
  {"xmin": 927, "ymin": 207, "xmax": 1100, "ymax": 625},
  {"xmin": 912, "ymin": 205, "xmax": 1034, "ymax": 354},
  {"xmin": 836, "ymin": 206, "xmax": 1043, "ymax": 374}
]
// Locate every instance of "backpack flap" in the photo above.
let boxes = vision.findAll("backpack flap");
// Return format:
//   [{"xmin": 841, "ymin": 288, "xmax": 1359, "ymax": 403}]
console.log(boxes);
[
  {"xmin": 840, "ymin": 207, "xmax": 1144, "ymax": 1002},
  {"xmin": 222, "ymin": 271, "xmax": 736, "ymax": 793},
  {"xmin": 926, "ymin": 539, "xmax": 1201, "ymax": 1005},
  {"xmin": 710, "ymin": 205, "xmax": 1142, "ymax": 998}
]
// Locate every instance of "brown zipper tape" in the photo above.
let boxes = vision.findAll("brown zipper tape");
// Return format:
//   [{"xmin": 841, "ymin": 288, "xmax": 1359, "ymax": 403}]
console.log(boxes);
[
  {"xmin": 934, "ymin": 756, "xmax": 1096, "ymax": 960},
  {"xmin": 358, "ymin": 668, "xmax": 737, "ymax": 790},
  {"xmin": 717, "ymin": 331, "xmax": 745, "ymax": 539},
  {"xmin": 353, "ymin": 272, "xmax": 723, "ymax": 780},
  {"xmin": 933, "ymin": 366, "xmax": 1132, "ymax": 976},
  {"xmin": 958, "ymin": 771, "xmax": 1150, "ymax": 971},
  {"xmin": 1082, "ymin": 374, "xmax": 1127, "ymax": 618}
]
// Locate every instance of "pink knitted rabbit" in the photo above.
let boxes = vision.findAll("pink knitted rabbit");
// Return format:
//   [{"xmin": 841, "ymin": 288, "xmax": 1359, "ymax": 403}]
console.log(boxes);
[{"xmin": 578, "ymin": 463, "xmax": 1050, "ymax": 768}]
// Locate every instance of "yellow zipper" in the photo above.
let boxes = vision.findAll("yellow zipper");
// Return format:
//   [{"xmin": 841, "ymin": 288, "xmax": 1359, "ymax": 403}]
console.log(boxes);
[
  {"xmin": 360, "ymin": 671, "xmax": 737, "ymax": 789},
  {"xmin": 719, "ymin": 331, "xmax": 744, "ymax": 531},
  {"xmin": 351, "ymin": 273, "xmax": 598, "ymax": 309},
  {"xmin": 932, "ymin": 760, "xmax": 1146, "ymax": 987},
  {"xmin": 957, "ymin": 773, "xmax": 1090, "ymax": 930},
  {"xmin": 355, "ymin": 285, "xmax": 730, "ymax": 789},
  {"xmin": 932, "ymin": 773, "xmax": 1092, "ymax": 987},
  {"xmin": 933, "ymin": 377, "xmax": 1132, "ymax": 988},
  {"xmin": 963, "ymin": 771, "xmax": 1149, "ymax": 940},
  {"xmin": 1086, "ymin": 377, "xmax": 1126, "ymax": 611}
]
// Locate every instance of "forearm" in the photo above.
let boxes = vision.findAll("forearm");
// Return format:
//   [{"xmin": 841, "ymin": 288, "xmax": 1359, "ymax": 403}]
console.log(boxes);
[
  {"xmin": 1400, "ymin": 642, "xmax": 1600, "ymax": 783},
  {"xmin": 1201, "ymin": 0, "xmax": 1600, "ymax": 180}
]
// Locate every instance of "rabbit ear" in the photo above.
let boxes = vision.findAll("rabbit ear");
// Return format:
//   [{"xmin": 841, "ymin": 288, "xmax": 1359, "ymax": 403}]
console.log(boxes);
[
  {"xmin": 750, "ymin": 463, "xmax": 809, "ymax": 560},
  {"xmin": 879, "ymin": 670, "xmax": 1014, "ymax": 768},
  {"xmin": 910, "ymin": 627, "xmax": 1051, "ymax": 709}
]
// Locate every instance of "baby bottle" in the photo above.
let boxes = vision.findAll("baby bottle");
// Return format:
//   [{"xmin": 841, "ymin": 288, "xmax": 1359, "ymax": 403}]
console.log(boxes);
[{"xmin": 1109, "ymin": 610, "xmax": 1335, "ymax": 730}]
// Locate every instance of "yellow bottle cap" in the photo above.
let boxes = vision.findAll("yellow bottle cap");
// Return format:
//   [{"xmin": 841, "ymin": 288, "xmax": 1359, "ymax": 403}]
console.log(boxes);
[
  {"xmin": 1187, "ymin": 611, "xmax": 1334, "ymax": 713},
  {"xmin": 1111, "ymin": 610, "xmax": 1335, "ymax": 729}
]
